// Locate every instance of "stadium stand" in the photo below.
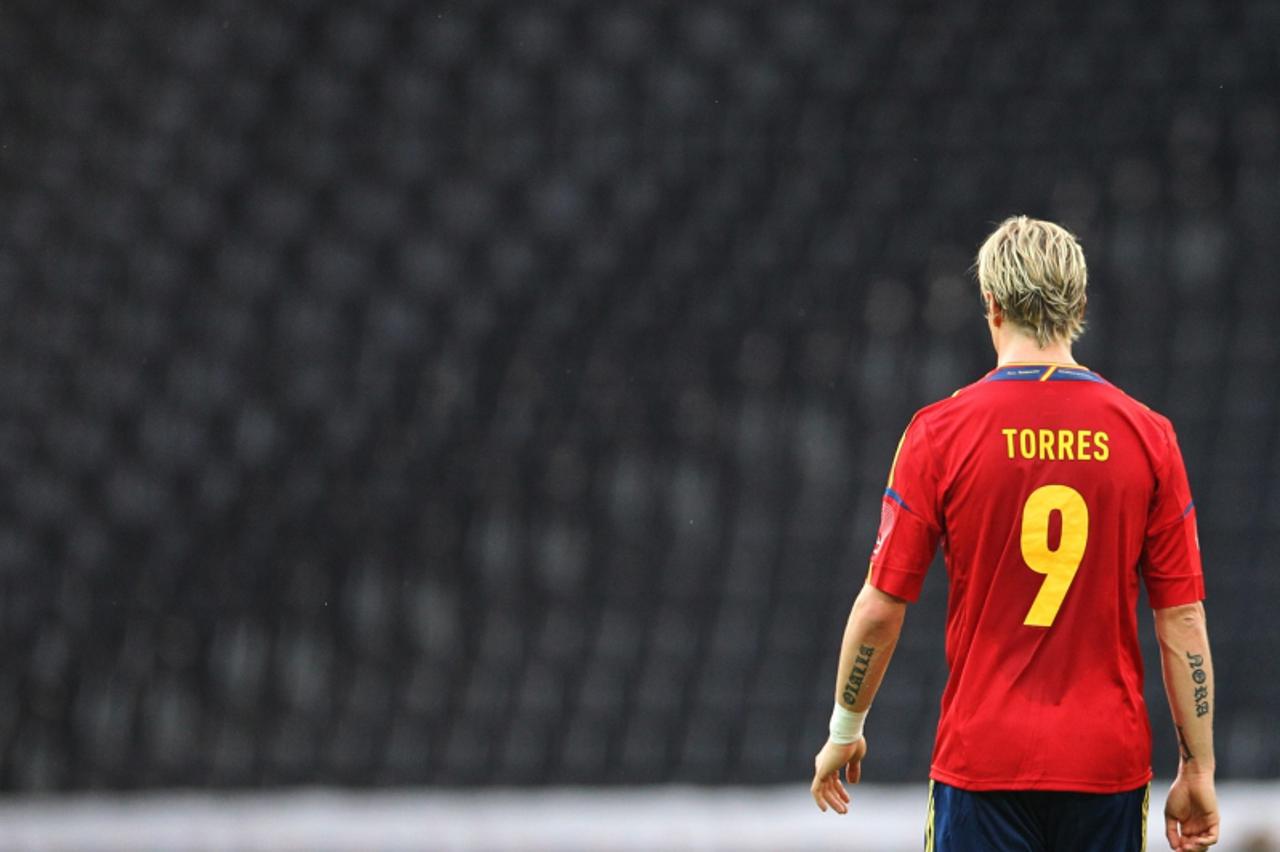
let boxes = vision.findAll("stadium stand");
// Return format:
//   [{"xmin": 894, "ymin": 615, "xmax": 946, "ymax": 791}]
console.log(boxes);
[{"xmin": 1, "ymin": 0, "xmax": 1278, "ymax": 799}]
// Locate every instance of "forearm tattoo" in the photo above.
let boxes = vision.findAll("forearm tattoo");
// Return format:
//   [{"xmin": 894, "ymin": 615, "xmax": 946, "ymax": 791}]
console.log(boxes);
[
  {"xmin": 1176, "ymin": 725, "xmax": 1194, "ymax": 762},
  {"xmin": 1186, "ymin": 651, "xmax": 1210, "ymax": 718},
  {"xmin": 842, "ymin": 644, "xmax": 876, "ymax": 706}
]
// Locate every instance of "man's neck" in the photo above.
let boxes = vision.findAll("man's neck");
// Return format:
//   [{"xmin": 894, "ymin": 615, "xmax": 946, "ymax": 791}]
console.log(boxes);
[{"xmin": 995, "ymin": 335, "xmax": 1077, "ymax": 368}]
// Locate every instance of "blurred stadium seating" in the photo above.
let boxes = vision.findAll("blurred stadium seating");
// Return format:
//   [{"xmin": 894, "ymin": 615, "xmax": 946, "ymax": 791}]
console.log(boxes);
[{"xmin": 1, "ymin": 0, "xmax": 1278, "ymax": 804}]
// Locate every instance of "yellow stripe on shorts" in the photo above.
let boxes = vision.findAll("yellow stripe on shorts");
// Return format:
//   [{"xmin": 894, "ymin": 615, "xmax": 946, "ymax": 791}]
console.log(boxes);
[
  {"xmin": 924, "ymin": 779, "xmax": 936, "ymax": 852},
  {"xmin": 1141, "ymin": 783, "xmax": 1149, "ymax": 852}
]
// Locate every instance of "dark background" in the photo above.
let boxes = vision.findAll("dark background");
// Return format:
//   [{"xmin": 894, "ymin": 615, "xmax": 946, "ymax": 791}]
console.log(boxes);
[{"xmin": 1, "ymin": 0, "xmax": 1277, "ymax": 790}]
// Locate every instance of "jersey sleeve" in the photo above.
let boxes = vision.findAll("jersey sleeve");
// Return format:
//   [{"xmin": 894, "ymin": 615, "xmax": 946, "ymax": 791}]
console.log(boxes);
[
  {"xmin": 868, "ymin": 413, "xmax": 942, "ymax": 602},
  {"xmin": 1141, "ymin": 422, "xmax": 1205, "ymax": 609}
]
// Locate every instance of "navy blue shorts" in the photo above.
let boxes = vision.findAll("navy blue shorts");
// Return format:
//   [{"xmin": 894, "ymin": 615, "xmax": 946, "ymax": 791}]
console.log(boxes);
[{"xmin": 925, "ymin": 780, "xmax": 1149, "ymax": 852}]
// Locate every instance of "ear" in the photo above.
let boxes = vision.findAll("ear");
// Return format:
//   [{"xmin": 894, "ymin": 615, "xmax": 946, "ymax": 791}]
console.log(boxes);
[{"xmin": 985, "ymin": 293, "xmax": 1003, "ymax": 326}]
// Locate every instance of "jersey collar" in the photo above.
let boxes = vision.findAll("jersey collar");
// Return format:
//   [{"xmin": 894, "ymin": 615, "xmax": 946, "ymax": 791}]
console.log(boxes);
[{"xmin": 985, "ymin": 363, "xmax": 1104, "ymax": 383}]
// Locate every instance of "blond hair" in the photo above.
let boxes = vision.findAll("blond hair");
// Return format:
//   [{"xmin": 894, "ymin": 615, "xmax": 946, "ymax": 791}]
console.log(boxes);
[{"xmin": 976, "ymin": 216, "xmax": 1087, "ymax": 347}]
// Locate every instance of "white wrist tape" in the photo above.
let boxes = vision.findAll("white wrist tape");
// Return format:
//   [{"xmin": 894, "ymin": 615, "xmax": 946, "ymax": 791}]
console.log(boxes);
[{"xmin": 828, "ymin": 704, "xmax": 868, "ymax": 744}]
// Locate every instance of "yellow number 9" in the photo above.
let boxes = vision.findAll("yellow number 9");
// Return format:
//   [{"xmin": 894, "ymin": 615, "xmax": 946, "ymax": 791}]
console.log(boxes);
[{"xmin": 1020, "ymin": 484, "xmax": 1089, "ymax": 627}]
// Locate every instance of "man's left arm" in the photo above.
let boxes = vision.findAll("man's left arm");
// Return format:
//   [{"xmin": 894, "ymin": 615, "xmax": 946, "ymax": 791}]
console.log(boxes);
[{"xmin": 810, "ymin": 583, "xmax": 908, "ymax": 814}]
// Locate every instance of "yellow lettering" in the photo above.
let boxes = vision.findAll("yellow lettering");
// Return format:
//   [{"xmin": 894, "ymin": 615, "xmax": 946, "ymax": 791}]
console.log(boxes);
[
  {"xmin": 1021, "ymin": 484, "xmax": 1089, "ymax": 626},
  {"xmin": 1093, "ymin": 431, "xmax": 1109, "ymax": 461},
  {"xmin": 1001, "ymin": 428, "xmax": 1109, "ymax": 462},
  {"xmin": 1019, "ymin": 429, "xmax": 1036, "ymax": 459}
]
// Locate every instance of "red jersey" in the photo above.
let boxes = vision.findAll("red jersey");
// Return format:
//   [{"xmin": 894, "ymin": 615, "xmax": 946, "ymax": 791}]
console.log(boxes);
[{"xmin": 869, "ymin": 363, "xmax": 1204, "ymax": 793}]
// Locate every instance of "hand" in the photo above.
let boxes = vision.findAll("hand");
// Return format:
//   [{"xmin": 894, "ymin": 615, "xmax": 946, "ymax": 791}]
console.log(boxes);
[
  {"xmin": 810, "ymin": 737, "xmax": 868, "ymax": 814},
  {"xmin": 1164, "ymin": 770, "xmax": 1219, "ymax": 851}
]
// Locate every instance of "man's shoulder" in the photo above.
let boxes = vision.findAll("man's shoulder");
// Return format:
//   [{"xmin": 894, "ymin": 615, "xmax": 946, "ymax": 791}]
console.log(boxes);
[
  {"xmin": 1086, "ymin": 373, "xmax": 1178, "ymax": 435},
  {"xmin": 904, "ymin": 375, "xmax": 993, "ymax": 427}
]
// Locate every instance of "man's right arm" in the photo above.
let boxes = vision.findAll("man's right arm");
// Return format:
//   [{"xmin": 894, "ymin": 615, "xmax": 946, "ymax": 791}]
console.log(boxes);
[{"xmin": 1153, "ymin": 601, "xmax": 1219, "ymax": 851}]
